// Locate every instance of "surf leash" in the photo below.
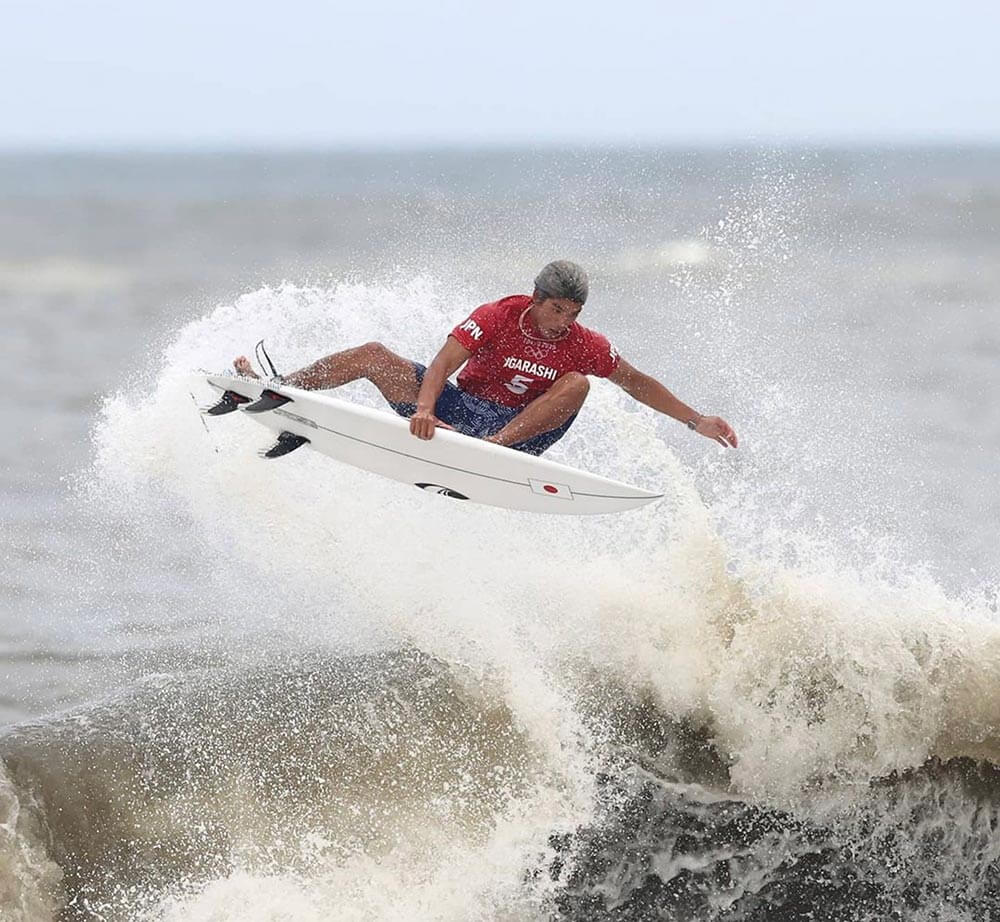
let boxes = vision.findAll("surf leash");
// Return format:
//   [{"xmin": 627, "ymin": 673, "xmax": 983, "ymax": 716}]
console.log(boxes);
[{"xmin": 254, "ymin": 339, "xmax": 280, "ymax": 379}]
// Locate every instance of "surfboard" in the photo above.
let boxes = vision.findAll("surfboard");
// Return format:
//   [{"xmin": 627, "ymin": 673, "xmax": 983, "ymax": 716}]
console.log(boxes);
[{"xmin": 197, "ymin": 374, "xmax": 663, "ymax": 515}]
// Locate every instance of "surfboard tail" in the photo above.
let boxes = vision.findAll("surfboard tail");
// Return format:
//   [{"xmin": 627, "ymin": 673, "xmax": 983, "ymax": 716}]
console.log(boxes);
[
  {"xmin": 244, "ymin": 388, "xmax": 292, "ymax": 413},
  {"xmin": 260, "ymin": 431, "xmax": 311, "ymax": 458},
  {"xmin": 203, "ymin": 390, "xmax": 252, "ymax": 416}
]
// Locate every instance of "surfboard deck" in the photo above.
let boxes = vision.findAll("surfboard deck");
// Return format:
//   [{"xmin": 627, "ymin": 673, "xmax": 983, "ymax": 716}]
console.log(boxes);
[{"xmin": 197, "ymin": 374, "xmax": 663, "ymax": 515}]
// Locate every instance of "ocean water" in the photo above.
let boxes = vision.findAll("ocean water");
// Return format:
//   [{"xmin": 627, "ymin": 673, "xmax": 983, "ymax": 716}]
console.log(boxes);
[{"xmin": 1, "ymin": 148, "xmax": 998, "ymax": 921}]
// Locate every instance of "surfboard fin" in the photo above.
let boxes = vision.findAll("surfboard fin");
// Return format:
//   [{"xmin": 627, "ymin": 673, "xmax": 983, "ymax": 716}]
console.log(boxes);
[
  {"xmin": 261, "ymin": 431, "xmax": 310, "ymax": 458},
  {"xmin": 203, "ymin": 390, "xmax": 251, "ymax": 415},
  {"xmin": 244, "ymin": 388, "xmax": 292, "ymax": 413}
]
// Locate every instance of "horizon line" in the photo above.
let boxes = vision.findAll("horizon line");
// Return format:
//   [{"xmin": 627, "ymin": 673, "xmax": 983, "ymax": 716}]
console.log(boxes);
[{"xmin": 2, "ymin": 136, "xmax": 999, "ymax": 156}]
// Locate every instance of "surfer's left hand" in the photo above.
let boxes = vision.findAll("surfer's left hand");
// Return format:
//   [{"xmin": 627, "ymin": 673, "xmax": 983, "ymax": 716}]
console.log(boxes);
[
  {"xmin": 409, "ymin": 408, "xmax": 455, "ymax": 440},
  {"xmin": 696, "ymin": 416, "xmax": 738, "ymax": 448}
]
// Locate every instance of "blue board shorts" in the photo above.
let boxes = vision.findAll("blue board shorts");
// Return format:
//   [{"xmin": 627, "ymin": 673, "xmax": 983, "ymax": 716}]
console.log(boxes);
[{"xmin": 388, "ymin": 363, "xmax": 577, "ymax": 457}]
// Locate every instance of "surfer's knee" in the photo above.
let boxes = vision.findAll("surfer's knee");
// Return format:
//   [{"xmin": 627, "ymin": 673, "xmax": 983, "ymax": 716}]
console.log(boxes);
[
  {"xmin": 358, "ymin": 341, "xmax": 390, "ymax": 360},
  {"xmin": 355, "ymin": 341, "xmax": 398, "ymax": 373},
  {"xmin": 355, "ymin": 342, "xmax": 415, "ymax": 397},
  {"xmin": 557, "ymin": 372, "xmax": 589, "ymax": 401}
]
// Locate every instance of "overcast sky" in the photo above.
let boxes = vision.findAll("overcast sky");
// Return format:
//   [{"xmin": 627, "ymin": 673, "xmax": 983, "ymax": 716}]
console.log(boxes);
[{"xmin": 3, "ymin": 0, "xmax": 999, "ymax": 148}]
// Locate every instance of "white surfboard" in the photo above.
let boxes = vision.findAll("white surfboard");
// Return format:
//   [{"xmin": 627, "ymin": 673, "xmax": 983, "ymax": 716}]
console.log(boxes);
[{"xmin": 197, "ymin": 374, "xmax": 663, "ymax": 515}]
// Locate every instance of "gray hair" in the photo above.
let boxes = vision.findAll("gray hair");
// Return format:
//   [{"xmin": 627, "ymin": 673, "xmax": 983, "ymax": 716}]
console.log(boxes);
[{"xmin": 533, "ymin": 260, "xmax": 589, "ymax": 304}]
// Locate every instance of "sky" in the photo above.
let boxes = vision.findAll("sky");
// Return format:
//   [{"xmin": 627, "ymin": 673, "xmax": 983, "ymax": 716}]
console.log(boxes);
[{"xmin": 3, "ymin": 0, "xmax": 999, "ymax": 148}]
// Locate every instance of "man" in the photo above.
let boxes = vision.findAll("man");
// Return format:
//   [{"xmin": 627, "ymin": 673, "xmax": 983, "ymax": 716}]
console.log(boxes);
[{"xmin": 232, "ymin": 260, "xmax": 738, "ymax": 455}]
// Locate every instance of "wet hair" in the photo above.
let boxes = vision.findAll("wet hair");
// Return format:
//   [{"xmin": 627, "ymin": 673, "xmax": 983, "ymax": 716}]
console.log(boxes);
[{"xmin": 533, "ymin": 260, "xmax": 589, "ymax": 305}]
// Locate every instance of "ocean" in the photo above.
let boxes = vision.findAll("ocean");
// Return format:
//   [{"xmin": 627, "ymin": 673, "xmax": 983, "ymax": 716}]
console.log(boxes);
[{"xmin": 1, "ymin": 147, "xmax": 998, "ymax": 921}]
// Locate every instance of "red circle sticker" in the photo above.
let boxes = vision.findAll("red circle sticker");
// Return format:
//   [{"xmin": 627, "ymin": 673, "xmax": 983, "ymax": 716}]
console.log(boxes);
[{"xmin": 543, "ymin": 485, "xmax": 559, "ymax": 494}]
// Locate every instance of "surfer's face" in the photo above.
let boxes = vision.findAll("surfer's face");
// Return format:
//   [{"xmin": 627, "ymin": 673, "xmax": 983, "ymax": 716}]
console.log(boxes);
[{"xmin": 531, "ymin": 296, "xmax": 583, "ymax": 339}]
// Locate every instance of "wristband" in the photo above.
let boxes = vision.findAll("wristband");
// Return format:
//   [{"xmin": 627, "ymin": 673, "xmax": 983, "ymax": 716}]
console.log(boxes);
[{"xmin": 686, "ymin": 413, "xmax": 703, "ymax": 431}]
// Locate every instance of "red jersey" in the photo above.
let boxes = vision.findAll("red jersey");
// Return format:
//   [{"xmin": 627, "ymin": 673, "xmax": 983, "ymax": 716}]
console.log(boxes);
[{"xmin": 449, "ymin": 295, "xmax": 620, "ymax": 408}]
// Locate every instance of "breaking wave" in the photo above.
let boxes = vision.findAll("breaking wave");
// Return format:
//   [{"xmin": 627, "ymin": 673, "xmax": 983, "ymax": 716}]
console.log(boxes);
[{"xmin": 3, "ymin": 278, "xmax": 998, "ymax": 921}]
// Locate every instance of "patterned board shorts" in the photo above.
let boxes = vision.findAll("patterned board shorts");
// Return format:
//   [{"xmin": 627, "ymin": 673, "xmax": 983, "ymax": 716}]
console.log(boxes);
[{"xmin": 387, "ymin": 363, "xmax": 577, "ymax": 457}]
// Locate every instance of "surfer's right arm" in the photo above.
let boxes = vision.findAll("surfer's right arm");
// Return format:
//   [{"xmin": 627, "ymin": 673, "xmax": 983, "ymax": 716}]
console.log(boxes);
[{"xmin": 410, "ymin": 337, "xmax": 471, "ymax": 439}]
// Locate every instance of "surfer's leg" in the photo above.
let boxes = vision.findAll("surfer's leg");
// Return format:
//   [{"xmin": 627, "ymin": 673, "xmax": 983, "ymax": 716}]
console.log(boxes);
[
  {"xmin": 485, "ymin": 372, "xmax": 589, "ymax": 449},
  {"xmin": 387, "ymin": 364, "xmax": 473, "ymax": 427},
  {"xmin": 509, "ymin": 412, "xmax": 578, "ymax": 456},
  {"xmin": 234, "ymin": 343, "xmax": 421, "ymax": 403}
]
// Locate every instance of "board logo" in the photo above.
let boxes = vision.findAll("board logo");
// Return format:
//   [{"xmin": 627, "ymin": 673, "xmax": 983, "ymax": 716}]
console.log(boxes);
[
  {"xmin": 415, "ymin": 483, "xmax": 469, "ymax": 500},
  {"xmin": 273, "ymin": 409, "xmax": 318, "ymax": 428},
  {"xmin": 528, "ymin": 478, "xmax": 573, "ymax": 499}
]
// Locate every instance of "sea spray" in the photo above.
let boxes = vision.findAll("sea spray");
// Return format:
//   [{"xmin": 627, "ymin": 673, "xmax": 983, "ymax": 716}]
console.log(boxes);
[{"xmin": 5, "ymin": 272, "xmax": 995, "ymax": 920}]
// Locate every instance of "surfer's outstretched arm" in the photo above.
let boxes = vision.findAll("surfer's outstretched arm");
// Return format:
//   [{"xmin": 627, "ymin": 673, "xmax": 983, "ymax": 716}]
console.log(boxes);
[
  {"xmin": 608, "ymin": 359, "xmax": 738, "ymax": 448},
  {"xmin": 410, "ymin": 337, "xmax": 471, "ymax": 439}
]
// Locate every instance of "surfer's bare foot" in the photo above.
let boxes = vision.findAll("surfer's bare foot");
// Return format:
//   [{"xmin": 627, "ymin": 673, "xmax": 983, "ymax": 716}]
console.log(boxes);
[{"xmin": 233, "ymin": 356, "xmax": 259, "ymax": 378}]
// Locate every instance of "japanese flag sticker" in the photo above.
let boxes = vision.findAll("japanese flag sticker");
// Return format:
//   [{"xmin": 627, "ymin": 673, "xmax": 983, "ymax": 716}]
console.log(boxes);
[{"xmin": 529, "ymin": 478, "xmax": 574, "ymax": 500}]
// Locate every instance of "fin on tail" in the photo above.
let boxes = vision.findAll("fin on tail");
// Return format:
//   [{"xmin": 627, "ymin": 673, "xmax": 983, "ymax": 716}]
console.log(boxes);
[
  {"xmin": 261, "ymin": 431, "xmax": 310, "ymax": 459},
  {"xmin": 244, "ymin": 388, "xmax": 292, "ymax": 413},
  {"xmin": 204, "ymin": 390, "xmax": 252, "ymax": 416}
]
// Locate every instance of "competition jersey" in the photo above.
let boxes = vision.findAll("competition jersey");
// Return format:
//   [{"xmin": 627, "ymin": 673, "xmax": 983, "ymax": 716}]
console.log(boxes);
[{"xmin": 449, "ymin": 295, "xmax": 620, "ymax": 408}]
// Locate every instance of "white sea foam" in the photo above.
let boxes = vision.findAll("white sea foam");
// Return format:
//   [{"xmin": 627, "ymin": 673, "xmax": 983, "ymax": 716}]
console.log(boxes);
[
  {"xmin": 81, "ymin": 276, "xmax": 1000, "ymax": 919},
  {"xmin": 93, "ymin": 278, "xmax": 1000, "ymax": 789}
]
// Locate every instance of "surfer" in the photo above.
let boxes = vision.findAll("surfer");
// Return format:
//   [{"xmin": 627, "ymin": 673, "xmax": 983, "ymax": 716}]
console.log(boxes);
[{"xmin": 233, "ymin": 260, "xmax": 738, "ymax": 456}]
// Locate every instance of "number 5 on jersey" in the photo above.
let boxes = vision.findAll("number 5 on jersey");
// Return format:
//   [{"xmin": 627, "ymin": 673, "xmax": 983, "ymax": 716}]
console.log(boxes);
[{"xmin": 505, "ymin": 374, "xmax": 534, "ymax": 396}]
